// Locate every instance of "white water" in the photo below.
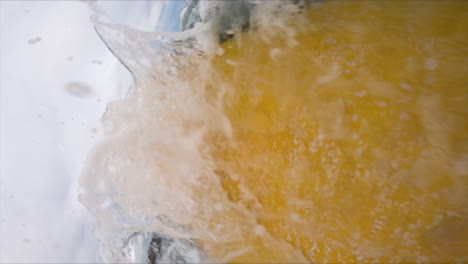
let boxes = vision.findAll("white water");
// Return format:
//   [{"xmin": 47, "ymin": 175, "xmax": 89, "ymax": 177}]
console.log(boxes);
[{"xmin": 79, "ymin": 2, "xmax": 309, "ymax": 262}]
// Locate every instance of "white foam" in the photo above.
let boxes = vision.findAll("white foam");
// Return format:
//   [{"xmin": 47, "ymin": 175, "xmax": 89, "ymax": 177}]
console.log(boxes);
[
  {"xmin": 424, "ymin": 58, "xmax": 438, "ymax": 70},
  {"xmin": 80, "ymin": 1, "xmax": 316, "ymax": 262}
]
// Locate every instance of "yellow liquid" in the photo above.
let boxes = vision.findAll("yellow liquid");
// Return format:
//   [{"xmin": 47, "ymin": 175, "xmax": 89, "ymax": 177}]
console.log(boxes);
[{"xmin": 201, "ymin": 1, "xmax": 468, "ymax": 263}]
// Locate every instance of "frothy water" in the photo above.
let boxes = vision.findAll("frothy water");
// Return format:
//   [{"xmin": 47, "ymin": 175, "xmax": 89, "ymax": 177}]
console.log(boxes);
[
  {"xmin": 80, "ymin": 1, "xmax": 468, "ymax": 263},
  {"xmin": 81, "ymin": 2, "xmax": 256, "ymax": 262}
]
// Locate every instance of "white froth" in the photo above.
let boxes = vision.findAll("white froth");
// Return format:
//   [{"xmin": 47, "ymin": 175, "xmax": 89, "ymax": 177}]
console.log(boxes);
[
  {"xmin": 255, "ymin": 225, "xmax": 266, "ymax": 236},
  {"xmin": 424, "ymin": 58, "xmax": 438, "ymax": 70},
  {"xmin": 80, "ymin": 1, "xmax": 321, "ymax": 262}
]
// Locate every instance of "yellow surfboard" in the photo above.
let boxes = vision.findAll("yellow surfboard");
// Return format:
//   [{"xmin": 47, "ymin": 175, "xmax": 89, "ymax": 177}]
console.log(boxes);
[{"xmin": 199, "ymin": 1, "xmax": 468, "ymax": 263}]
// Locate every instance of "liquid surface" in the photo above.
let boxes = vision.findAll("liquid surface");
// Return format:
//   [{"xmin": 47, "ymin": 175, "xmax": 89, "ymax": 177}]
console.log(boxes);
[{"xmin": 81, "ymin": 1, "xmax": 468, "ymax": 263}]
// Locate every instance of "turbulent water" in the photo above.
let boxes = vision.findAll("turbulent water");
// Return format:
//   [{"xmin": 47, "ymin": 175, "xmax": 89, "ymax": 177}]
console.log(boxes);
[{"xmin": 80, "ymin": 1, "xmax": 468, "ymax": 263}]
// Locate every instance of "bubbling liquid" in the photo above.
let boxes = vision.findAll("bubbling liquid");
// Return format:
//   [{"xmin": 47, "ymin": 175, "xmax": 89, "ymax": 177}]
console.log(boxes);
[{"xmin": 80, "ymin": 1, "xmax": 468, "ymax": 263}]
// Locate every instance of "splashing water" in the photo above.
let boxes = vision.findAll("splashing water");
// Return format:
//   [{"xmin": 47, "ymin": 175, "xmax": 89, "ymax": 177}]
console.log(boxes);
[{"xmin": 80, "ymin": 1, "xmax": 468, "ymax": 263}]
